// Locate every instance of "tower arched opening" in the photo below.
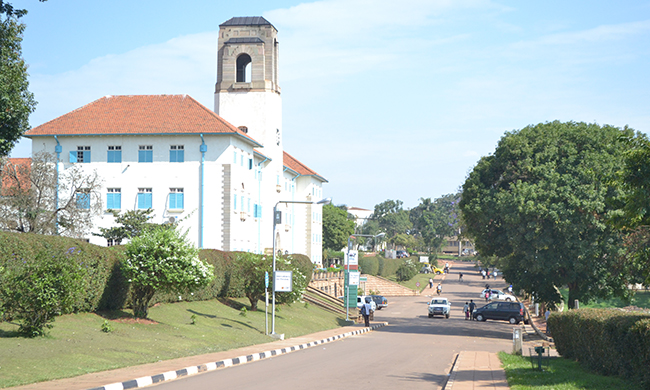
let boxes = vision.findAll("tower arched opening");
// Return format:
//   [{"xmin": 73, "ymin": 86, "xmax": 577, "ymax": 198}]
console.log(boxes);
[{"xmin": 236, "ymin": 54, "xmax": 252, "ymax": 83}]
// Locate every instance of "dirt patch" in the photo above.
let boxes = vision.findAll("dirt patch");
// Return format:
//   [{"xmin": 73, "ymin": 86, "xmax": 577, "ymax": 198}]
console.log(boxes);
[{"xmin": 112, "ymin": 317, "xmax": 158, "ymax": 325}]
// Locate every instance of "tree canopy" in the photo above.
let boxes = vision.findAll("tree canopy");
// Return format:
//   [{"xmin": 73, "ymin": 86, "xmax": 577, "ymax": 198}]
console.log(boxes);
[
  {"xmin": 460, "ymin": 121, "xmax": 634, "ymax": 308},
  {"xmin": 322, "ymin": 204, "xmax": 355, "ymax": 251},
  {"xmin": 371, "ymin": 199, "xmax": 412, "ymax": 238},
  {"xmin": 0, "ymin": 15, "xmax": 36, "ymax": 156},
  {"xmin": 410, "ymin": 194, "xmax": 460, "ymax": 253}
]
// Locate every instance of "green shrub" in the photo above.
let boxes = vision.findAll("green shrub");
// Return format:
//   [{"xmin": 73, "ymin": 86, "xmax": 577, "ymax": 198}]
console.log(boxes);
[
  {"xmin": 549, "ymin": 308, "xmax": 650, "ymax": 387},
  {"xmin": 395, "ymin": 259, "xmax": 418, "ymax": 281},
  {"xmin": 0, "ymin": 250, "xmax": 86, "ymax": 337},
  {"xmin": 377, "ymin": 256, "xmax": 405, "ymax": 277},
  {"xmin": 122, "ymin": 227, "xmax": 214, "ymax": 318}
]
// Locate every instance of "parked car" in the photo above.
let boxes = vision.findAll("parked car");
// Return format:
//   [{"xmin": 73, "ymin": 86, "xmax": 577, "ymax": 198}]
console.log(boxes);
[
  {"xmin": 472, "ymin": 301, "xmax": 525, "ymax": 324},
  {"xmin": 396, "ymin": 250, "xmax": 410, "ymax": 258},
  {"xmin": 431, "ymin": 267, "xmax": 444, "ymax": 275},
  {"xmin": 357, "ymin": 296, "xmax": 377, "ymax": 311},
  {"xmin": 427, "ymin": 297, "xmax": 451, "ymax": 318},
  {"xmin": 479, "ymin": 289, "xmax": 515, "ymax": 301},
  {"xmin": 371, "ymin": 295, "xmax": 388, "ymax": 310}
]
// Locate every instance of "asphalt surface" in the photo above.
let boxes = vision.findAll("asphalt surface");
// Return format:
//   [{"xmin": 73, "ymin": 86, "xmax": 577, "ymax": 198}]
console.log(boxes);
[{"xmin": 151, "ymin": 262, "xmax": 516, "ymax": 390}]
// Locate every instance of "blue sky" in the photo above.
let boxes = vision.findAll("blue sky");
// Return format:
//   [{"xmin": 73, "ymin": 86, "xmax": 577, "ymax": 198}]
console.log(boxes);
[{"xmin": 10, "ymin": 0, "xmax": 650, "ymax": 210}]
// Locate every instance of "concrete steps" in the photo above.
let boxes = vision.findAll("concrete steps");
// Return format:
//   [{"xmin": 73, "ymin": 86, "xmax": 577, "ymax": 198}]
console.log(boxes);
[{"xmin": 363, "ymin": 275, "xmax": 419, "ymax": 297}]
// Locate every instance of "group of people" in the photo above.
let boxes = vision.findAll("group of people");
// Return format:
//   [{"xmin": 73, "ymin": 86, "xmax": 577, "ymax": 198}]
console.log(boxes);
[
  {"xmin": 481, "ymin": 268, "xmax": 498, "ymax": 280},
  {"xmin": 462, "ymin": 300, "xmax": 477, "ymax": 320}
]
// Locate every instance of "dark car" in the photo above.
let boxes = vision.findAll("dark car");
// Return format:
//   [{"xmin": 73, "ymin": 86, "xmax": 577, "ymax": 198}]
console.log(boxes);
[
  {"xmin": 371, "ymin": 295, "xmax": 388, "ymax": 310},
  {"xmin": 396, "ymin": 250, "xmax": 409, "ymax": 258},
  {"xmin": 472, "ymin": 301, "xmax": 525, "ymax": 324}
]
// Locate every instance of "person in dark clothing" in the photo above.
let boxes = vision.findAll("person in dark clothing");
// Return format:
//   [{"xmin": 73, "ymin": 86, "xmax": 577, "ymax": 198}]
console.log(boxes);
[
  {"xmin": 360, "ymin": 296, "xmax": 373, "ymax": 327},
  {"xmin": 469, "ymin": 300, "xmax": 476, "ymax": 320}
]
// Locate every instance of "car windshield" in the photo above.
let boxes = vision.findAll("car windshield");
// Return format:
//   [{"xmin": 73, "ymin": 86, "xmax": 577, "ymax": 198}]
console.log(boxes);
[{"xmin": 431, "ymin": 299, "xmax": 445, "ymax": 304}]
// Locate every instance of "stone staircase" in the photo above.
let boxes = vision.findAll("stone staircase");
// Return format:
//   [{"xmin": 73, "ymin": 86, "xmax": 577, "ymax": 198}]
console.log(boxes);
[{"xmin": 363, "ymin": 275, "xmax": 419, "ymax": 297}]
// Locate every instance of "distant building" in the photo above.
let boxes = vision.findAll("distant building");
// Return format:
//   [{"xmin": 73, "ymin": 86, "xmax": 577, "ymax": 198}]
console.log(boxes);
[
  {"xmin": 346, "ymin": 206, "xmax": 373, "ymax": 227},
  {"xmin": 25, "ymin": 17, "xmax": 328, "ymax": 265}
]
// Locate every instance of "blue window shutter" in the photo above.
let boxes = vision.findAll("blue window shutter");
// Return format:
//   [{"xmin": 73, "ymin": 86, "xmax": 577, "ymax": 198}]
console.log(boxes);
[
  {"xmin": 178, "ymin": 150, "xmax": 184, "ymax": 163},
  {"xmin": 145, "ymin": 193, "xmax": 152, "ymax": 208},
  {"xmin": 240, "ymin": 195, "xmax": 244, "ymax": 211},
  {"xmin": 234, "ymin": 195, "xmax": 237, "ymax": 210},
  {"xmin": 178, "ymin": 193, "xmax": 184, "ymax": 209},
  {"xmin": 169, "ymin": 150, "xmax": 175, "ymax": 162},
  {"xmin": 84, "ymin": 151, "xmax": 91, "ymax": 163},
  {"xmin": 248, "ymin": 158, "xmax": 253, "ymax": 170},
  {"xmin": 76, "ymin": 193, "xmax": 90, "ymax": 209},
  {"xmin": 69, "ymin": 151, "xmax": 77, "ymax": 163},
  {"xmin": 137, "ymin": 193, "xmax": 144, "ymax": 209}
]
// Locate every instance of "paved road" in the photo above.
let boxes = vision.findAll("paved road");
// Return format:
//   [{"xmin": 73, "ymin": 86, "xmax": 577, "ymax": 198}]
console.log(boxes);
[{"xmin": 154, "ymin": 262, "xmax": 516, "ymax": 390}]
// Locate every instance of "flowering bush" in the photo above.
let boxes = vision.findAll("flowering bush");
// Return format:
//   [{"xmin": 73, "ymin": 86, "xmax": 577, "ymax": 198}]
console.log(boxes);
[
  {"xmin": 123, "ymin": 227, "xmax": 213, "ymax": 318},
  {"xmin": 396, "ymin": 259, "xmax": 418, "ymax": 281}
]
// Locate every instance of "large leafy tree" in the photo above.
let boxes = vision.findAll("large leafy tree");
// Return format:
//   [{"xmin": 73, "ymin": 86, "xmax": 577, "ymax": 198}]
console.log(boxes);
[
  {"xmin": 322, "ymin": 204, "xmax": 355, "ymax": 251},
  {"xmin": 0, "ymin": 2, "xmax": 44, "ymax": 156},
  {"xmin": 615, "ymin": 132, "xmax": 650, "ymax": 285},
  {"xmin": 460, "ymin": 121, "xmax": 633, "ymax": 308},
  {"xmin": 411, "ymin": 194, "xmax": 460, "ymax": 253},
  {"xmin": 371, "ymin": 199, "xmax": 412, "ymax": 238},
  {"xmin": 93, "ymin": 209, "xmax": 156, "ymax": 244}
]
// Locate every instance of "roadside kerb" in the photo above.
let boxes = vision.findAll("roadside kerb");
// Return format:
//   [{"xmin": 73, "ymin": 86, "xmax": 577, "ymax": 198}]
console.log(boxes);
[{"xmin": 88, "ymin": 322, "xmax": 387, "ymax": 390}]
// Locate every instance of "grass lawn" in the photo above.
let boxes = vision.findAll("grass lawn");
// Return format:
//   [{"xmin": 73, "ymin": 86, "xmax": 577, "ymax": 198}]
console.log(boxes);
[
  {"xmin": 387, "ymin": 272, "xmax": 446, "ymax": 293},
  {"xmin": 0, "ymin": 298, "xmax": 345, "ymax": 388},
  {"xmin": 499, "ymin": 352, "xmax": 642, "ymax": 390},
  {"xmin": 559, "ymin": 289, "xmax": 650, "ymax": 309}
]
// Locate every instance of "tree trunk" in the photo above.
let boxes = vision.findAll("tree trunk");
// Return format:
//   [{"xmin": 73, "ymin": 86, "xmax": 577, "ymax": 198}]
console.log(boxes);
[{"xmin": 132, "ymin": 286, "xmax": 155, "ymax": 318}]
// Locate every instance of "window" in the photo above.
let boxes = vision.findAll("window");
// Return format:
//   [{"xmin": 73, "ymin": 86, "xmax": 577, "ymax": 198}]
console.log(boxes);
[
  {"xmin": 138, "ymin": 145, "xmax": 153, "ymax": 163},
  {"xmin": 240, "ymin": 154, "xmax": 244, "ymax": 167},
  {"xmin": 106, "ymin": 188, "xmax": 121, "ymax": 210},
  {"xmin": 170, "ymin": 145, "xmax": 184, "ymax": 163},
  {"xmin": 107, "ymin": 146, "xmax": 122, "ymax": 163},
  {"xmin": 76, "ymin": 190, "xmax": 90, "ymax": 209},
  {"xmin": 137, "ymin": 188, "xmax": 152, "ymax": 209},
  {"xmin": 234, "ymin": 194, "xmax": 238, "ymax": 210},
  {"xmin": 236, "ymin": 53, "xmax": 252, "ymax": 83},
  {"xmin": 234, "ymin": 151, "xmax": 237, "ymax": 164},
  {"xmin": 70, "ymin": 146, "xmax": 91, "ymax": 163},
  {"xmin": 240, "ymin": 195, "xmax": 244, "ymax": 211},
  {"xmin": 248, "ymin": 158, "xmax": 253, "ymax": 170},
  {"xmin": 169, "ymin": 188, "xmax": 184, "ymax": 209},
  {"xmin": 247, "ymin": 198, "xmax": 250, "ymax": 213},
  {"xmin": 107, "ymin": 238, "xmax": 120, "ymax": 247}
]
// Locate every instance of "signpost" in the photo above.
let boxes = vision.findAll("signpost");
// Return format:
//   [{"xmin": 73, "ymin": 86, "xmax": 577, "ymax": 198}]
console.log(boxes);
[{"xmin": 265, "ymin": 271, "xmax": 269, "ymax": 335}]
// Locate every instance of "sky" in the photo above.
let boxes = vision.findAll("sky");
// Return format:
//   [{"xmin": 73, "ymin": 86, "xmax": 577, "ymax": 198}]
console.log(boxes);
[{"xmin": 9, "ymin": 0, "xmax": 650, "ymax": 210}]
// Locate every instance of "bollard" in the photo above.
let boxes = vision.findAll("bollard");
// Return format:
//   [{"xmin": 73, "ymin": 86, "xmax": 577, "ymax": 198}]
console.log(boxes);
[
  {"xmin": 512, "ymin": 328, "xmax": 523, "ymax": 355},
  {"xmin": 535, "ymin": 303, "xmax": 539, "ymax": 317}
]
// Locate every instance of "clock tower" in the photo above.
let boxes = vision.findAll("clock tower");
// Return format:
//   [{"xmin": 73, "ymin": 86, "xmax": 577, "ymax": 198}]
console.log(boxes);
[{"xmin": 214, "ymin": 17, "xmax": 282, "ymax": 160}]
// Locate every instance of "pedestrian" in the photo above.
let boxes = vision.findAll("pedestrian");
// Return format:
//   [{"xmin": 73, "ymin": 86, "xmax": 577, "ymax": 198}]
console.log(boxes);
[
  {"xmin": 429, "ymin": 278, "xmax": 434, "ymax": 289},
  {"xmin": 493, "ymin": 270, "xmax": 497, "ymax": 280},
  {"xmin": 463, "ymin": 302, "xmax": 470, "ymax": 320},
  {"xmin": 459, "ymin": 272, "xmax": 463, "ymax": 282},
  {"xmin": 508, "ymin": 284, "xmax": 513, "ymax": 294},
  {"xmin": 481, "ymin": 269, "xmax": 486, "ymax": 279},
  {"xmin": 485, "ymin": 289, "xmax": 490, "ymax": 302},
  {"xmin": 469, "ymin": 299, "xmax": 476, "ymax": 320},
  {"xmin": 360, "ymin": 296, "xmax": 373, "ymax": 327}
]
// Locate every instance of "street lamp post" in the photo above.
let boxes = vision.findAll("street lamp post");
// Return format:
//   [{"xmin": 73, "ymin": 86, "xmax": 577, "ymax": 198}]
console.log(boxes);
[
  {"xmin": 345, "ymin": 232, "xmax": 385, "ymax": 321},
  {"xmin": 271, "ymin": 197, "xmax": 331, "ymax": 336}
]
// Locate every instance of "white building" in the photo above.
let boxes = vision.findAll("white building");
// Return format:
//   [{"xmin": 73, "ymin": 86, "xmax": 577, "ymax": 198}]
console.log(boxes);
[
  {"xmin": 347, "ymin": 207, "xmax": 373, "ymax": 227},
  {"xmin": 25, "ymin": 16, "xmax": 327, "ymax": 266}
]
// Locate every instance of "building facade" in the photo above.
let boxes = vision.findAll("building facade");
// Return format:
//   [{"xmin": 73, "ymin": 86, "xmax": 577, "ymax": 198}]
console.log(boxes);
[{"xmin": 25, "ymin": 17, "xmax": 327, "ymax": 265}]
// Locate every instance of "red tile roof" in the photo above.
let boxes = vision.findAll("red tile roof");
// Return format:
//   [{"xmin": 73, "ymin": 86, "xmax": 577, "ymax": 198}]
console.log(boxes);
[
  {"xmin": 283, "ymin": 151, "xmax": 327, "ymax": 183},
  {"xmin": 1, "ymin": 158, "xmax": 31, "ymax": 195},
  {"xmin": 25, "ymin": 95, "xmax": 261, "ymax": 146}
]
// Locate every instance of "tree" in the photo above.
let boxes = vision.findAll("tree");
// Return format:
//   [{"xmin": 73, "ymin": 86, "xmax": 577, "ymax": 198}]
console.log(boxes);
[
  {"xmin": 94, "ymin": 209, "xmax": 156, "ymax": 244},
  {"xmin": 123, "ymin": 227, "xmax": 214, "ymax": 318},
  {"xmin": 0, "ymin": 151, "xmax": 103, "ymax": 237},
  {"xmin": 0, "ymin": 10, "xmax": 37, "ymax": 156},
  {"xmin": 322, "ymin": 204, "xmax": 355, "ymax": 251},
  {"xmin": 411, "ymin": 194, "xmax": 461, "ymax": 253},
  {"xmin": 370, "ymin": 199, "xmax": 412, "ymax": 239},
  {"xmin": 615, "ymin": 132, "xmax": 650, "ymax": 285},
  {"xmin": 236, "ymin": 252, "xmax": 271, "ymax": 311},
  {"xmin": 460, "ymin": 121, "xmax": 633, "ymax": 308}
]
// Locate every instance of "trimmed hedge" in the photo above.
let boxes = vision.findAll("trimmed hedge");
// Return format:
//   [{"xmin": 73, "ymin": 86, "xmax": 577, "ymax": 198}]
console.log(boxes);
[
  {"xmin": 0, "ymin": 232, "xmax": 318, "ymax": 317},
  {"xmin": 548, "ymin": 308, "xmax": 650, "ymax": 387},
  {"xmin": 359, "ymin": 255, "xmax": 379, "ymax": 275},
  {"xmin": 377, "ymin": 256, "xmax": 405, "ymax": 277}
]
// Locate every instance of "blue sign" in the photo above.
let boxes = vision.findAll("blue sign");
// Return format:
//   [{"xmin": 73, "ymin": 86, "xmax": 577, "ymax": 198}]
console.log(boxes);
[{"xmin": 265, "ymin": 271, "xmax": 269, "ymax": 288}]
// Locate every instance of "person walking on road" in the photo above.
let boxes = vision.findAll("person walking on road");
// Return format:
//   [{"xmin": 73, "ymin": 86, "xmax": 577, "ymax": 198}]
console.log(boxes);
[
  {"xmin": 459, "ymin": 272, "xmax": 463, "ymax": 282},
  {"xmin": 469, "ymin": 299, "xmax": 476, "ymax": 320},
  {"xmin": 463, "ymin": 302, "xmax": 470, "ymax": 320},
  {"xmin": 481, "ymin": 269, "xmax": 486, "ymax": 279},
  {"xmin": 429, "ymin": 278, "xmax": 434, "ymax": 289},
  {"xmin": 493, "ymin": 270, "xmax": 497, "ymax": 280},
  {"xmin": 360, "ymin": 296, "xmax": 373, "ymax": 327},
  {"xmin": 508, "ymin": 284, "xmax": 513, "ymax": 294}
]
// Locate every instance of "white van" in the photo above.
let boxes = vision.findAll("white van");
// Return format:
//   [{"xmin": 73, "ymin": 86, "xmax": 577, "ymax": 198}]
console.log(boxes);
[{"xmin": 357, "ymin": 296, "xmax": 377, "ymax": 311}]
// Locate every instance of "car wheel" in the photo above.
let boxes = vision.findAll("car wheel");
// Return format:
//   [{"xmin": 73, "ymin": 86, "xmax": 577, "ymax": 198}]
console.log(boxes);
[
  {"xmin": 428, "ymin": 314, "xmax": 433, "ymax": 318},
  {"xmin": 509, "ymin": 317, "xmax": 519, "ymax": 324},
  {"xmin": 505, "ymin": 297, "xmax": 511, "ymax": 301},
  {"xmin": 445, "ymin": 314, "xmax": 449, "ymax": 319},
  {"xmin": 476, "ymin": 314, "xmax": 485, "ymax": 322}
]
